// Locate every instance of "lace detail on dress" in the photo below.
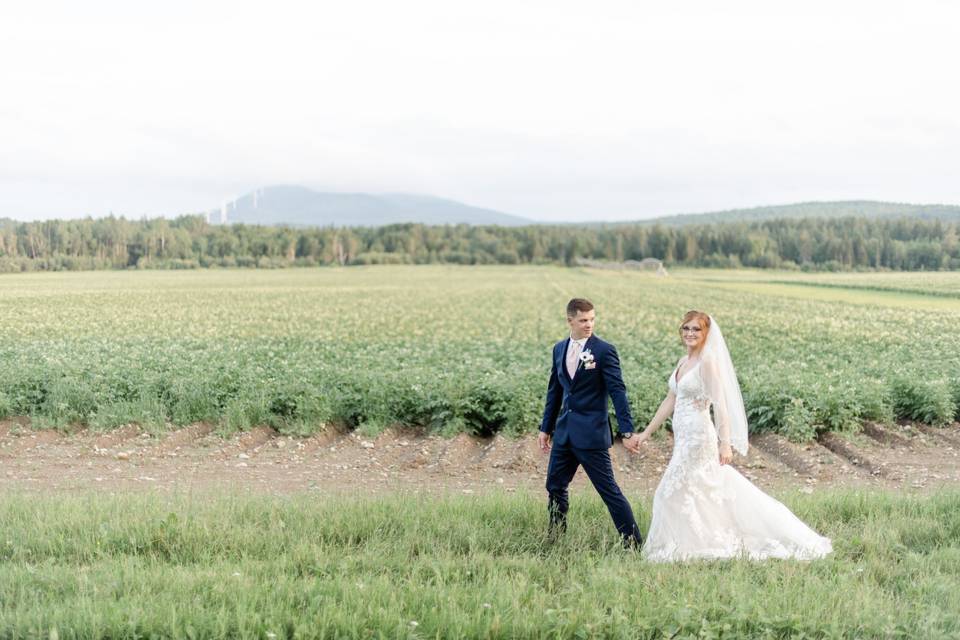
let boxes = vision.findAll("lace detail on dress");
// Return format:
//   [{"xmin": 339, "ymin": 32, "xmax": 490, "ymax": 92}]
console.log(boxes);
[
  {"xmin": 643, "ymin": 361, "xmax": 832, "ymax": 562},
  {"xmin": 660, "ymin": 362, "xmax": 721, "ymax": 502}
]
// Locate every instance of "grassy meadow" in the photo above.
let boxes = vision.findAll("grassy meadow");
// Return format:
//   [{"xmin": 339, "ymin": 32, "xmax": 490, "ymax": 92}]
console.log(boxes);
[
  {"xmin": 3, "ymin": 267, "xmax": 960, "ymax": 638},
  {"xmin": 0, "ymin": 266, "xmax": 959, "ymax": 440},
  {"xmin": 1, "ymin": 490, "xmax": 959, "ymax": 638}
]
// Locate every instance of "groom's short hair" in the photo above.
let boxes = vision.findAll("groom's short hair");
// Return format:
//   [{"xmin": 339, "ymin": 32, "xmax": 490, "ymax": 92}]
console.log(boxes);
[{"xmin": 566, "ymin": 298, "xmax": 594, "ymax": 317}]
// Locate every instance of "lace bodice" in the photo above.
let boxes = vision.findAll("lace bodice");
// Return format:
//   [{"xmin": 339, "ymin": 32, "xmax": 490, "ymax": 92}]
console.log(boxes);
[
  {"xmin": 669, "ymin": 360, "xmax": 712, "ymax": 417},
  {"xmin": 660, "ymin": 360, "xmax": 721, "ymax": 499}
]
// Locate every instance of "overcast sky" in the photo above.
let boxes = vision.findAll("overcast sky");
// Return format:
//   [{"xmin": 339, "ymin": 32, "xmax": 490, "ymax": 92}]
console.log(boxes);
[{"xmin": 2, "ymin": 0, "xmax": 958, "ymax": 222}]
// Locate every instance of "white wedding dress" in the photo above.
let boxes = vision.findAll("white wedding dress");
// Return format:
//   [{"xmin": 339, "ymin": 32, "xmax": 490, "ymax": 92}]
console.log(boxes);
[{"xmin": 642, "ymin": 360, "xmax": 833, "ymax": 562}]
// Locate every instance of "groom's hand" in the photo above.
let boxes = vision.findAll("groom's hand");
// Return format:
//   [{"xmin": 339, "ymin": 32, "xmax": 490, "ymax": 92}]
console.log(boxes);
[
  {"xmin": 623, "ymin": 433, "xmax": 645, "ymax": 454},
  {"xmin": 538, "ymin": 432, "xmax": 551, "ymax": 453}
]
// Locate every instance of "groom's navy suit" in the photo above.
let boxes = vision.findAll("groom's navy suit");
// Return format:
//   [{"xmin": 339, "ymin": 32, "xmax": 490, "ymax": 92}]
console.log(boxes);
[{"xmin": 540, "ymin": 335, "xmax": 642, "ymax": 545}]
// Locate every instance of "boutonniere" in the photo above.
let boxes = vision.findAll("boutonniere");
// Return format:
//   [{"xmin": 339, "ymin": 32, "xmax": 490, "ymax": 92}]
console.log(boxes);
[{"xmin": 579, "ymin": 349, "xmax": 595, "ymax": 369}]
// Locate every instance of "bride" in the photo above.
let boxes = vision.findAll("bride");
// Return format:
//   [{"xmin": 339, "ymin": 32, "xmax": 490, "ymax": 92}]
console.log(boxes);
[{"xmin": 627, "ymin": 311, "xmax": 832, "ymax": 561}]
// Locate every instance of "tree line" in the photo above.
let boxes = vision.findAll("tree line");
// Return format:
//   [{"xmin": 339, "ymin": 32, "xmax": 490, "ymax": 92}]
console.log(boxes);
[{"xmin": 1, "ymin": 215, "xmax": 958, "ymax": 272}]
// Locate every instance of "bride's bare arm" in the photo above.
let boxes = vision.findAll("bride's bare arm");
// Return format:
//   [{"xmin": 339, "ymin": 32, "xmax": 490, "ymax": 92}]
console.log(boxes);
[{"xmin": 638, "ymin": 391, "xmax": 676, "ymax": 440}]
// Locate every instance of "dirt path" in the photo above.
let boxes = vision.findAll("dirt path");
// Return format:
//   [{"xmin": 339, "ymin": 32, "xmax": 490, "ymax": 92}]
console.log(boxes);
[{"xmin": 2, "ymin": 419, "xmax": 959, "ymax": 496}]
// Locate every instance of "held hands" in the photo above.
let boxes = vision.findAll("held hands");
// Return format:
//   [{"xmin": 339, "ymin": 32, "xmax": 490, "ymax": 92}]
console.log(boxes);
[{"xmin": 623, "ymin": 431, "xmax": 648, "ymax": 454}]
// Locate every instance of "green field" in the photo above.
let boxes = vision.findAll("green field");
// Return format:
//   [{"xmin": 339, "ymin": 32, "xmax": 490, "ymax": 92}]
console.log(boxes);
[
  {"xmin": 689, "ymin": 269, "xmax": 960, "ymax": 297},
  {"xmin": 1, "ymin": 490, "xmax": 959, "ymax": 638},
  {"xmin": 4, "ymin": 267, "xmax": 960, "ymax": 638},
  {"xmin": 0, "ymin": 267, "xmax": 958, "ymax": 440}
]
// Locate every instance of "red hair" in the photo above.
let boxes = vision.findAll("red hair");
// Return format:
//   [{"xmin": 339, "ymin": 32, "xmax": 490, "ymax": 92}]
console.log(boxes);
[{"xmin": 679, "ymin": 310, "xmax": 711, "ymax": 346}]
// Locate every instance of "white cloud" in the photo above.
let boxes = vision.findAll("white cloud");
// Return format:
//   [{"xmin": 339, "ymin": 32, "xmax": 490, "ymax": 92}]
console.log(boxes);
[{"xmin": 1, "ymin": 0, "xmax": 958, "ymax": 221}]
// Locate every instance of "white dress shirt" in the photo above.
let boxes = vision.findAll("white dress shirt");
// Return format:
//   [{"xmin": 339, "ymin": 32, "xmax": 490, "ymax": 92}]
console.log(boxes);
[{"xmin": 566, "ymin": 336, "xmax": 588, "ymax": 379}]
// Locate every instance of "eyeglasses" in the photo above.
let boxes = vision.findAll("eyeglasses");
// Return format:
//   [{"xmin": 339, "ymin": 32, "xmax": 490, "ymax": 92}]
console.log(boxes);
[{"xmin": 681, "ymin": 326, "xmax": 702, "ymax": 333}]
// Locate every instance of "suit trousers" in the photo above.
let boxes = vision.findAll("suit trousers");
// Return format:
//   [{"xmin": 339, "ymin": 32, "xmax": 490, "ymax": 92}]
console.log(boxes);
[{"xmin": 545, "ymin": 441, "xmax": 642, "ymax": 546}]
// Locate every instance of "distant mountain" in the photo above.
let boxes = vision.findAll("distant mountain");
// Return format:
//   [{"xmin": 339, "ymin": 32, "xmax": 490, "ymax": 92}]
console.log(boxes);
[
  {"xmin": 208, "ymin": 185, "xmax": 532, "ymax": 227},
  {"xmin": 637, "ymin": 201, "xmax": 960, "ymax": 226},
  {"xmin": 205, "ymin": 191, "xmax": 960, "ymax": 229}
]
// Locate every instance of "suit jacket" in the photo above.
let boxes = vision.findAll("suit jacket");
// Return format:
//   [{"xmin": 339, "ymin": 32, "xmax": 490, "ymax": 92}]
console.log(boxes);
[{"xmin": 539, "ymin": 334, "xmax": 635, "ymax": 450}]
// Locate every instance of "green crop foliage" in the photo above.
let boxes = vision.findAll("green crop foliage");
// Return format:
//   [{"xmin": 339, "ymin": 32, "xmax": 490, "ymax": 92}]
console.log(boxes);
[{"xmin": 0, "ymin": 266, "xmax": 958, "ymax": 439}]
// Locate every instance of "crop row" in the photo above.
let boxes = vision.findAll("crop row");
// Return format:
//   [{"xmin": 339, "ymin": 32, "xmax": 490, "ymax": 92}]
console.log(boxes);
[{"xmin": 0, "ymin": 267, "xmax": 957, "ymax": 440}]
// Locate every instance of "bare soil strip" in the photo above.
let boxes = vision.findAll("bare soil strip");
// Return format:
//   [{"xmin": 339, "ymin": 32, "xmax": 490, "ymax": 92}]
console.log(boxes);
[
  {"xmin": 751, "ymin": 433, "xmax": 819, "ymax": 477},
  {"xmin": 2, "ymin": 420, "xmax": 960, "ymax": 495},
  {"xmin": 151, "ymin": 423, "xmax": 217, "ymax": 454},
  {"xmin": 817, "ymin": 432, "xmax": 888, "ymax": 478},
  {"xmin": 912, "ymin": 422, "xmax": 960, "ymax": 448},
  {"xmin": 861, "ymin": 422, "xmax": 911, "ymax": 448}
]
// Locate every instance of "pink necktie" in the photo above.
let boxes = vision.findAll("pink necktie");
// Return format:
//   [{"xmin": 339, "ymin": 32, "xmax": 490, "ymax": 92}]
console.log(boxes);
[{"xmin": 566, "ymin": 341, "xmax": 582, "ymax": 379}]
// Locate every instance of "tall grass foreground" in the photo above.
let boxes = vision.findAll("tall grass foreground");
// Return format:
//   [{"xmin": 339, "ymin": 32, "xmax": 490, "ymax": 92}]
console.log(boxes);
[{"xmin": 1, "ymin": 490, "xmax": 959, "ymax": 638}]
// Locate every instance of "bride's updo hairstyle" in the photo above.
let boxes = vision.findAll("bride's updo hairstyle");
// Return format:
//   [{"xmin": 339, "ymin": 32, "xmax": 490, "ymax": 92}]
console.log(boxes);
[{"xmin": 679, "ymin": 310, "xmax": 711, "ymax": 346}]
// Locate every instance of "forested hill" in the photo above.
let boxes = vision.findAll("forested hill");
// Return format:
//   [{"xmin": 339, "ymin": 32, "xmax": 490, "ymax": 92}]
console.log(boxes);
[
  {"xmin": 2, "ymin": 213, "xmax": 959, "ymax": 272},
  {"xmin": 637, "ymin": 201, "xmax": 960, "ymax": 226}
]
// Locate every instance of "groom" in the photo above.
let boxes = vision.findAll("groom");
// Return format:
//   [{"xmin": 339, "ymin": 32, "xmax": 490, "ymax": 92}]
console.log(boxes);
[{"xmin": 539, "ymin": 298, "xmax": 643, "ymax": 547}]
